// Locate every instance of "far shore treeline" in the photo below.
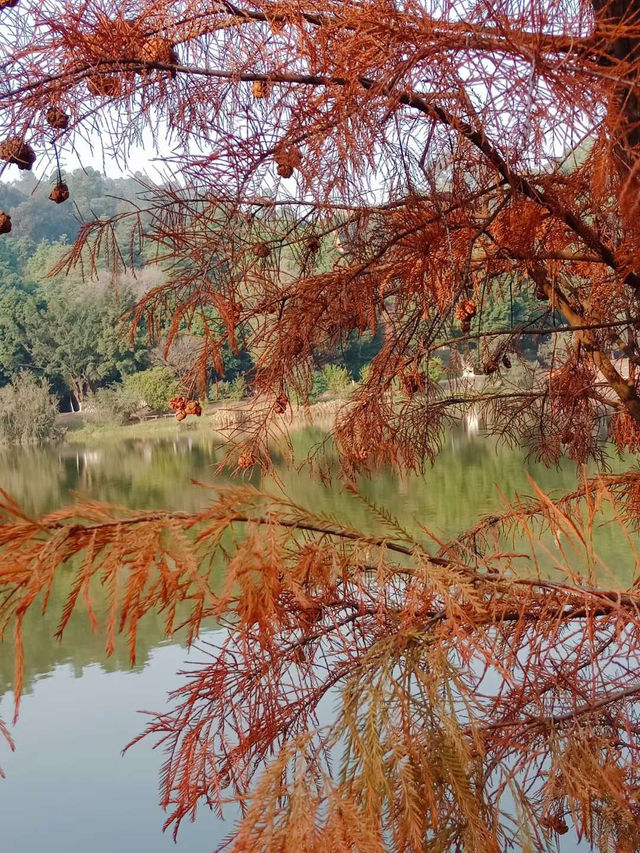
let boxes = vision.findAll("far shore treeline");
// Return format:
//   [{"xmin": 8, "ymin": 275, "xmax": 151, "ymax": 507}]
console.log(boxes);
[{"xmin": 0, "ymin": 167, "xmax": 544, "ymax": 442}]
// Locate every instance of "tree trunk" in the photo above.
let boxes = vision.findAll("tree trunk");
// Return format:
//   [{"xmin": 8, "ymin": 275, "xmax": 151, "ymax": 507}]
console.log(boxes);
[
  {"xmin": 592, "ymin": 0, "xmax": 640, "ymax": 158},
  {"xmin": 69, "ymin": 381, "xmax": 84, "ymax": 413}
]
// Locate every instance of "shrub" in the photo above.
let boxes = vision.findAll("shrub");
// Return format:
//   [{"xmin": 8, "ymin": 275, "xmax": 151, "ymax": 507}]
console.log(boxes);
[
  {"xmin": 209, "ymin": 375, "xmax": 247, "ymax": 402},
  {"xmin": 123, "ymin": 368, "xmax": 180, "ymax": 412},
  {"xmin": 84, "ymin": 384, "xmax": 142, "ymax": 426},
  {"xmin": 208, "ymin": 381, "xmax": 227, "ymax": 402},
  {"xmin": 322, "ymin": 364, "xmax": 351, "ymax": 395},
  {"xmin": 427, "ymin": 357, "xmax": 444, "ymax": 383},
  {"xmin": 0, "ymin": 372, "xmax": 59, "ymax": 444},
  {"xmin": 361, "ymin": 359, "xmax": 442, "ymax": 392},
  {"xmin": 358, "ymin": 364, "xmax": 372, "ymax": 384},
  {"xmin": 311, "ymin": 369, "xmax": 329, "ymax": 398}
]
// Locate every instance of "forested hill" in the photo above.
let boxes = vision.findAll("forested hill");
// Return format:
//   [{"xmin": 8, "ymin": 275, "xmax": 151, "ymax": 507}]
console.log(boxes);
[
  {"xmin": 0, "ymin": 169, "xmax": 536, "ymax": 419},
  {"xmin": 0, "ymin": 169, "xmax": 159, "ymax": 412},
  {"xmin": 0, "ymin": 167, "xmax": 143, "ymax": 245},
  {"xmin": 0, "ymin": 169, "xmax": 381, "ymax": 416}
]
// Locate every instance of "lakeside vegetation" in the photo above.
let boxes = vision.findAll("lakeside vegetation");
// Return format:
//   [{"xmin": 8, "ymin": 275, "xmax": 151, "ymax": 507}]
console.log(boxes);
[{"xmin": 0, "ymin": 169, "xmax": 548, "ymax": 446}]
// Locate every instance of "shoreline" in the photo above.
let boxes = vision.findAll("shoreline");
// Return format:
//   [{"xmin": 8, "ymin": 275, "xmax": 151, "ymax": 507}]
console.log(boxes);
[{"xmin": 59, "ymin": 397, "xmax": 349, "ymax": 445}]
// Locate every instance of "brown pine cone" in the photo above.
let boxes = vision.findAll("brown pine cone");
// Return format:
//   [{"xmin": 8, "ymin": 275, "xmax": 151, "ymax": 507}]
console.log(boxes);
[
  {"xmin": 274, "ymin": 394, "xmax": 288, "ymax": 414},
  {"xmin": 237, "ymin": 452, "xmax": 256, "ymax": 469},
  {"xmin": 0, "ymin": 137, "xmax": 36, "ymax": 171},
  {"xmin": 535, "ymin": 283, "xmax": 548, "ymax": 301},
  {"xmin": 46, "ymin": 107, "xmax": 69, "ymax": 130},
  {"xmin": 460, "ymin": 298, "xmax": 477, "ymax": 318},
  {"xmin": 274, "ymin": 143, "xmax": 302, "ymax": 177},
  {"xmin": 253, "ymin": 242, "xmax": 271, "ymax": 259},
  {"xmin": 49, "ymin": 182, "xmax": 69, "ymax": 204},
  {"xmin": 139, "ymin": 37, "xmax": 178, "ymax": 77},
  {"xmin": 169, "ymin": 395, "xmax": 187, "ymax": 412},
  {"xmin": 87, "ymin": 75, "xmax": 122, "ymax": 97}
]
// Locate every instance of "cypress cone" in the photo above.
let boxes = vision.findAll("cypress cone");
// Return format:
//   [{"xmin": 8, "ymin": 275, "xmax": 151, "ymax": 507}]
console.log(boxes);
[
  {"xmin": 139, "ymin": 37, "xmax": 178, "ymax": 78},
  {"xmin": 253, "ymin": 242, "xmax": 270, "ymax": 259},
  {"xmin": 0, "ymin": 137, "xmax": 36, "ymax": 171},
  {"xmin": 49, "ymin": 182, "xmax": 69, "ymax": 204},
  {"xmin": 46, "ymin": 107, "xmax": 69, "ymax": 130},
  {"xmin": 252, "ymin": 80, "xmax": 269, "ymax": 99},
  {"xmin": 87, "ymin": 75, "xmax": 122, "ymax": 97}
]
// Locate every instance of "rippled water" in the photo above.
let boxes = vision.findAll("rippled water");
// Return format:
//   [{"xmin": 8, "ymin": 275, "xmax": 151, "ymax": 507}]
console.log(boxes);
[{"xmin": 0, "ymin": 428, "xmax": 632, "ymax": 850}]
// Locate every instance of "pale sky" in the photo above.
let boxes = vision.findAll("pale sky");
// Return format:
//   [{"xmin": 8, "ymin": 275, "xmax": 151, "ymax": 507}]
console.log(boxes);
[{"xmin": 0, "ymin": 126, "xmax": 176, "ymax": 184}]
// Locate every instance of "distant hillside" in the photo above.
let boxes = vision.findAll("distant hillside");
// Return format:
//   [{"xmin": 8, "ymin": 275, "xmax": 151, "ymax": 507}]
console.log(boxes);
[{"xmin": 0, "ymin": 168, "xmax": 145, "ymax": 246}]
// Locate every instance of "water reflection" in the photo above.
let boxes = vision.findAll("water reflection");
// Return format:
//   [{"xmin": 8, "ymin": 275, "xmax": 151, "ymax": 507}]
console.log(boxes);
[
  {"xmin": 0, "ymin": 434, "xmax": 232, "ymax": 516},
  {"xmin": 0, "ymin": 640, "xmax": 232, "ymax": 852},
  {"xmin": 0, "ymin": 428, "xmax": 632, "ymax": 851},
  {"xmin": 0, "ymin": 429, "xmax": 633, "ymax": 698}
]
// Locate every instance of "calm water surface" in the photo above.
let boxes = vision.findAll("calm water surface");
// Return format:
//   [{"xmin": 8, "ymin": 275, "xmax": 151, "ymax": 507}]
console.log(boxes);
[{"xmin": 0, "ymin": 427, "xmax": 633, "ymax": 851}]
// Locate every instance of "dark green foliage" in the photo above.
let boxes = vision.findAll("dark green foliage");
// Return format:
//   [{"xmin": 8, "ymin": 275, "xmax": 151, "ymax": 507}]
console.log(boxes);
[
  {"xmin": 0, "ymin": 283, "xmax": 39, "ymax": 384},
  {"xmin": 474, "ymin": 276, "xmax": 539, "ymax": 330},
  {"xmin": 465, "ymin": 276, "xmax": 560, "ymax": 358},
  {"xmin": 22, "ymin": 243, "xmax": 149, "ymax": 410},
  {"xmin": 218, "ymin": 343, "xmax": 254, "ymax": 382},
  {"xmin": 0, "ymin": 172, "xmax": 469, "ymax": 419},
  {"xmin": 311, "ymin": 369, "xmax": 329, "ymax": 398},
  {"xmin": 208, "ymin": 375, "xmax": 247, "ymax": 402},
  {"xmin": 341, "ymin": 328, "xmax": 384, "ymax": 378}
]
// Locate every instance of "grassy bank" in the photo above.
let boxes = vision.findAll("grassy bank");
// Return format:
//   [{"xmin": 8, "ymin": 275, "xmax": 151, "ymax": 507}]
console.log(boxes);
[
  {"xmin": 60, "ymin": 410, "xmax": 216, "ymax": 444},
  {"xmin": 59, "ymin": 398, "xmax": 348, "ymax": 445},
  {"xmin": 58, "ymin": 399, "xmax": 346, "ymax": 444}
]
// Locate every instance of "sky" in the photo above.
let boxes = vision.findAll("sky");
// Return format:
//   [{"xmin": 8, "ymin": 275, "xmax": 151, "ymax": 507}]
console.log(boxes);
[{"xmin": 0, "ymin": 126, "xmax": 175, "ymax": 184}]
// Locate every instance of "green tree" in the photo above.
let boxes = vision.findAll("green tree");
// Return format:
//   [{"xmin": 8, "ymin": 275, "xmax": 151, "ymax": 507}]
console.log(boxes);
[
  {"xmin": 0, "ymin": 168, "xmax": 146, "ymax": 246},
  {"xmin": 0, "ymin": 284, "xmax": 40, "ymax": 384},
  {"xmin": 341, "ymin": 328, "xmax": 384, "ymax": 378},
  {"xmin": 24, "ymin": 243, "xmax": 149, "ymax": 410},
  {"xmin": 123, "ymin": 367, "xmax": 179, "ymax": 411},
  {"xmin": 322, "ymin": 363, "xmax": 352, "ymax": 394}
]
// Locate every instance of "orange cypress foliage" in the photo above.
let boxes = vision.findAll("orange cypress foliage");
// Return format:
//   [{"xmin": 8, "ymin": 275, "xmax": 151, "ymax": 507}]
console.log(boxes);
[
  {"xmin": 5, "ymin": 0, "xmax": 640, "ymax": 849},
  {"xmin": 1, "ymin": 478, "xmax": 640, "ymax": 849}
]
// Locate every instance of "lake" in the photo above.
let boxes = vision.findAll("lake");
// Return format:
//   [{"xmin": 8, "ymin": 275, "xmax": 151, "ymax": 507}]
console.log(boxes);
[{"xmin": 0, "ymin": 427, "xmax": 632, "ymax": 851}]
